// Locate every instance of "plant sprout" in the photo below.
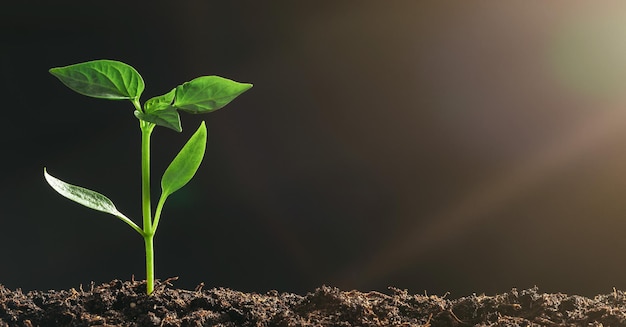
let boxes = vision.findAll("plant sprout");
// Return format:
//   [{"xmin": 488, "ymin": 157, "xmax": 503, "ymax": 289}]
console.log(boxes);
[{"xmin": 44, "ymin": 59, "xmax": 252, "ymax": 295}]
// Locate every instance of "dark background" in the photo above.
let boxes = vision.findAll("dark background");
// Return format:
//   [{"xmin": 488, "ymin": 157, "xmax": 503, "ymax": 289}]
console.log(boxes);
[{"xmin": 3, "ymin": 1, "xmax": 626, "ymax": 297}]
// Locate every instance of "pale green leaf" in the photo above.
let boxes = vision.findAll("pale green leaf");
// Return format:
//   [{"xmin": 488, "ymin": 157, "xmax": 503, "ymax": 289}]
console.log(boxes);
[{"xmin": 43, "ymin": 168, "xmax": 143, "ymax": 235}]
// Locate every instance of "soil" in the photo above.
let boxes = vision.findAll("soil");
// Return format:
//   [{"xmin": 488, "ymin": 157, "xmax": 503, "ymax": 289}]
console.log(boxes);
[{"xmin": 1, "ymin": 279, "xmax": 626, "ymax": 327}]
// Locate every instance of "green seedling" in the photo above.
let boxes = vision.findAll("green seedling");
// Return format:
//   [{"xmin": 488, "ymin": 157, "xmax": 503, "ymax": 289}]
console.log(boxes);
[{"xmin": 44, "ymin": 59, "xmax": 252, "ymax": 294}]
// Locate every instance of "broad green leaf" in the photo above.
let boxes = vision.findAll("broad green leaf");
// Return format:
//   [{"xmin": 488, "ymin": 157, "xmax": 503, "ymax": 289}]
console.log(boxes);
[
  {"xmin": 136, "ymin": 89, "xmax": 181, "ymax": 132},
  {"xmin": 43, "ymin": 168, "xmax": 143, "ymax": 235},
  {"xmin": 49, "ymin": 59, "xmax": 145, "ymax": 100},
  {"xmin": 161, "ymin": 122, "xmax": 207, "ymax": 197},
  {"xmin": 173, "ymin": 76, "xmax": 252, "ymax": 114}
]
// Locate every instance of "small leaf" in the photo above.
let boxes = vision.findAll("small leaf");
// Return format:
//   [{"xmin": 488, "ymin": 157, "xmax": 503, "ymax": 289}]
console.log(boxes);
[
  {"xmin": 136, "ymin": 89, "xmax": 181, "ymax": 132},
  {"xmin": 135, "ymin": 109, "xmax": 181, "ymax": 132},
  {"xmin": 161, "ymin": 122, "xmax": 207, "ymax": 197},
  {"xmin": 44, "ymin": 168, "xmax": 122, "ymax": 215},
  {"xmin": 49, "ymin": 59, "xmax": 145, "ymax": 100},
  {"xmin": 173, "ymin": 76, "xmax": 252, "ymax": 114},
  {"xmin": 145, "ymin": 89, "xmax": 176, "ymax": 113},
  {"xmin": 44, "ymin": 168, "xmax": 143, "ymax": 235}
]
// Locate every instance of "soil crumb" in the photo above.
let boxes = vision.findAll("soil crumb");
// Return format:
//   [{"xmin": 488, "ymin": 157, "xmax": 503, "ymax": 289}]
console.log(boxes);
[{"xmin": 1, "ymin": 279, "xmax": 625, "ymax": 326}]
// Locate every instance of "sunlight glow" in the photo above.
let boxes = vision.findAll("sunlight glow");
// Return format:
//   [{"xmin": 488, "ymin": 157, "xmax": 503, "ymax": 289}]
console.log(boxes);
[{"xmin": 336, "ymin": 6, "xmax": 626, "ymax": 288}]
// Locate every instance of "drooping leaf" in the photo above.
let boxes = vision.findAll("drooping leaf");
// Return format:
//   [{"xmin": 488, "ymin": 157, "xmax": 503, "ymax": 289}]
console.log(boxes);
[
  {"xmin": 43, "ymin": 168, "xmax": 143, "ymax": 235},
  {"xmin": 49, "ymin": 59, "xmax": 145, "ymax": 100},
  {"xmin": 135, "ymin": 109, "xmax": 181, "ymax": 132},
  {"xmin": 161, "ymin": 122, "xmax": 207, "ymax": 197},
  {"xmin": 173, "ymin": 76, "xmax": 252, "ymax": 114},
  {"xmin": 136, "ymin": 89, "xmax": 181, "ymax": 132}
]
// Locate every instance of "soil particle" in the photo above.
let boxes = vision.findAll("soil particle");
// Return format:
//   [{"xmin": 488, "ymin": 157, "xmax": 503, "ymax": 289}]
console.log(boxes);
[{"xmin": 2, "ymin": 279, "xmax": 626, "ymax": 326}]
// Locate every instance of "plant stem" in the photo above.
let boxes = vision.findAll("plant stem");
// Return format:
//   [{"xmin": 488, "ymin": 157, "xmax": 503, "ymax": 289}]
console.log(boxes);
[
  {"xmin": 140, "ymin": 120, "xmax": 156, "ymax": 294},
  {"xmin": 144, "ymin": 235, "xmax": 155, "ymax": 295},
  {"xmin": 141, "ymin": 121, "xmax": 154, "ymax": 231},
  {"xmin": 152, "ymin": 194, "xmax": 168, "ymax": 234}
]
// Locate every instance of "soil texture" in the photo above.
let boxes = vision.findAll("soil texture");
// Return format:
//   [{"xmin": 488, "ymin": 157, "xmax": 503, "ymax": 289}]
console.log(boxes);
[{"xmin": 1, "ymin": 279, "xmax": 626, "ymax": 326}]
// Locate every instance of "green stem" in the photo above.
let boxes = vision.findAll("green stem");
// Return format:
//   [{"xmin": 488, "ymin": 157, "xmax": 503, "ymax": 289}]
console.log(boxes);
[
  {"xmin": 152, "ymin": 194, "xmax": 168, "ymax": 233},
  {"xmin": 143, "ymin": 235, "xmax": 155, "ymax": 295},
  {"xmin": 140, "ymin": 120, "xmax": 156, "ymax": 295},
  {"xmin": 116, "ymin": 212, "xmax": 144, "ymax": 236},
  {"xmin": 141, "ymin": 121, "xmax": 154, "ymax": 232}
]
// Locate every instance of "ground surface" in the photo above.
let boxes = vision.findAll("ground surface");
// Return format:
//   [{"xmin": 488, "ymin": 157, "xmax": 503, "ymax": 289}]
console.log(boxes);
[{"xmin": 1, "ymin": 279, "xmax": 626, "ymax": 326}]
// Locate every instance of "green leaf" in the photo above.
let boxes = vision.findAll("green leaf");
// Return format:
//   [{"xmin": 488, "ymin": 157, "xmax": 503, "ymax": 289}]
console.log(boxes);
[
  {"xmin": 173, "ymin": 76, "xmax": 252, "ymax": 114},
  {"xmin": 135, "ymin": 109, "xmax": 181, "ymax": 132},
  {"xmin": 43, "ymin": 168, "xmax": 143, "ymax": 235},
  {"xmin": 161, "ymin": 122, "xmax": 207, "ymax": 197},
  {"xmin": 136, "ymin": 89, "xmax": 182, "ymax": 132},
  {"xmin": 145, "ymin": 88, "xmax": 176, "ymax": 112},
  {"xmin": 49, "ymin": 59, "xmax": 145, "ymax": 100}
]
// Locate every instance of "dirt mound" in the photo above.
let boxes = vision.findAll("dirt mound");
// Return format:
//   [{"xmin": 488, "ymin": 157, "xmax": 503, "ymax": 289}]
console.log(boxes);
[{"xmin": 1, "ymin": 279, "xmax": 625, "ymax": 326}]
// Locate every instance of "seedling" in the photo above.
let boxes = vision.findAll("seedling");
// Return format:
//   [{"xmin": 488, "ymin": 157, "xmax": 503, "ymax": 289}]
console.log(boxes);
[{"xmin": 44, "ymin": 59, "xmax": 252, "ymax": 294}]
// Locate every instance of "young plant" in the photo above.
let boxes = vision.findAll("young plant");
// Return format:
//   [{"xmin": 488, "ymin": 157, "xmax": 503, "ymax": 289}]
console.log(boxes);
[{"xmin": 44, "ymin": 59, "xmax": 252, "ymax": 295}]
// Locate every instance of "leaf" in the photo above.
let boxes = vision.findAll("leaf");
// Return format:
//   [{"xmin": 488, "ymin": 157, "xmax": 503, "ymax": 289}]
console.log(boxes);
[
  {"xmin": 135, "ymin": 109, "xmax": 181, "ymax": 132},
  {"xmin": 161, "ymin": 122, "xmax": 207, "ymax": 197},
  {"xmin": 136, "ymin": 89, "xmax": 182, "ymax": 132},
  {"xmin": 173, "ymin": 76, "xmax": 252, "ymax": 114},
  {"xmin": 49, "ymin": 59, "xmax": 145, "ymax": 100},
  {"xmin": 44, "ymin": 168, "xmax": 122, "ymax": 215},
  {"xmin": 43, "ymin": 168, "xmax": 143, "ymax": 235},
  {"xmin": 145, "ymin": 88, "xmax": 176, "ymax": 112}
]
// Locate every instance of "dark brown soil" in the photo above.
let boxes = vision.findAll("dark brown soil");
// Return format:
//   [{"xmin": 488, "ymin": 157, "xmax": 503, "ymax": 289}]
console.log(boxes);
[{"xmin": 1, "ymin": 279, "xmax": 625, "ymax": 327}]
